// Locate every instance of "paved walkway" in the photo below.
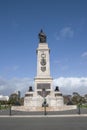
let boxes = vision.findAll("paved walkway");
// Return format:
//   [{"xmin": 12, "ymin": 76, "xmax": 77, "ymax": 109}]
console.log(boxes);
[
  {"xmin": 0, "ymin": 108, "xmax": 87, "ymax": 117},
  {"xmin": 0, "ymin": 114, "xmax": 87, "ymax": 118}
]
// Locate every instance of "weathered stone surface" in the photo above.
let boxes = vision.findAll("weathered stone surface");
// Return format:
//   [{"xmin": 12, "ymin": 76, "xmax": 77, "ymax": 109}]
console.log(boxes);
[{"xmin": 12, "ymin": 105, "xmax": 77, "ymax": 112}]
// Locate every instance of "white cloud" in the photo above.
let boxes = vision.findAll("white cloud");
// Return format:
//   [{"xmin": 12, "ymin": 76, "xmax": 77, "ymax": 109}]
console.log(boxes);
[
  {"xmin": 81, "ymin": 52, "xmax": 87, "ymax": 58},
  {"xmin": 53, "ymin": 77, "xmax": 87, "ymax": 95},
  {"xmin": 55, "ymin": 27, "xmax": 74, "ymax": 40},
  {"xmin": 0, "ymin": 77, "xmax": 87, "ymax": 96},
  {"xmin": 0, "ymin": 77, "xmax": 34, "ymax": 96}
]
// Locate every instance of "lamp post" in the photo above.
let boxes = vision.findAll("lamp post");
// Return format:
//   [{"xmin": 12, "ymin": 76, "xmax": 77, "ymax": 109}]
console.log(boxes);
[
  {"xmin": 77, "ymin": 98, "xmax": 82, "ymax": 114},
  {"xmin": 9, "ymin": 104, "xmax": 11, "ymax": 116},
  {"xmin": 78, "ymin": 103, "xmax": 81, "ymax": 114}
]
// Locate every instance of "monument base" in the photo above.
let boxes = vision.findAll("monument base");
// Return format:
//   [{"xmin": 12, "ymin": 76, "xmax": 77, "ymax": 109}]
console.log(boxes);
[
  {"xmin": 12, "ymin": 105, "xmax": 77, "ymax": 112},
  {"xmin": 24, "ymin": 95, "xmax": 43, "ymax": 107},
  {"xmin": 24, "ymin": 96, "xmax": 64, "ymax": 107}
]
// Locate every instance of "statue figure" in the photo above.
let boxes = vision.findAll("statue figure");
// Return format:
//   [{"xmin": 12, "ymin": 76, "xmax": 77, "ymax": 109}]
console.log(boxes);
[
  {"xmin": 38, "ymin": 29, "xmax": 47, "ymax": 43},
  {"xmin": 55, "ymin": 86, "xmax": 59, "ymax": 91},
  {"xmin": 29, "ymin": 86, "xmax": 33, "ymax": 91}
]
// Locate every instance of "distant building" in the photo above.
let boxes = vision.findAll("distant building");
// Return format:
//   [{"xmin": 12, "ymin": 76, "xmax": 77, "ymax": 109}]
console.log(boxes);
[
  {"xmin": 63, "ymin": 95, "xmax": 72, "ymax": 104},
  {"xmin": 14, "ymin": 91, "xmax": 21, "ymax": 99},
  {"xmin": 9, "ymin": 91, "xmax": 21, "ymax": 101},
  {"xmin": 0, "ymin": 95, "xmax": 9, "ymax": 101}
]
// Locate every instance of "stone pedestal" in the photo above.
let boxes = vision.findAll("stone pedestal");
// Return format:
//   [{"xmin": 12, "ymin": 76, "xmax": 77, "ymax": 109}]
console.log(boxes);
[
  {"xmin": 24, "ymin": 95, "xmax": 43, "ymax": 107},
  {"xmin": 24, "ymin": 89, "xmax": 64, "ymax": 107}
]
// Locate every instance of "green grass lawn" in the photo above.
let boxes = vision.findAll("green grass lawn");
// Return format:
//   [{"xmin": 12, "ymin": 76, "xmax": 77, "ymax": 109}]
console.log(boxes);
[
  {"xmin": 0, "ymin": 105, "xmax": 9, "ymax": 110},
  {"xmin": 81, "ymin": 104, "xmax": 87, "ymax": 108}
]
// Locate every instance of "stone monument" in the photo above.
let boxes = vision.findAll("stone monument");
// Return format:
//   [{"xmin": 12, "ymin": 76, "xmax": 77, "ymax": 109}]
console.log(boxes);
[
  {"xmin": 12, "ymin": 30, "xmax": 77, "ymax": 111},
  {"xmin": 24, "ymin": 30, "xmax": 64, "ymax": 108}
]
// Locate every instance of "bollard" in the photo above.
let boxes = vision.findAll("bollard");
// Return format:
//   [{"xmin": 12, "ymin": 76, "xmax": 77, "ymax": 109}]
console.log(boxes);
[
  {"xmin": 9, "ymin": 105, "xmax": 11, "ymax": 116},
  {"xmin": 44, "ymin": 105, "xmax": 47, "ymax": 115},
  {"xmin": 78, "ymin": 106, "xmax": 81, "ymax": 114},
  {"xmin": 77, "ymin": 103, "xmax": 81, "ymax": 114}
]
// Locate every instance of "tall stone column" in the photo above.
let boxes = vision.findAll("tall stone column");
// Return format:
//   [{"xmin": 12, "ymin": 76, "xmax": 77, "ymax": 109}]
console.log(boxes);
[{"xmin": 34, "ymin": 30, "xmax": 53, "ymax": 96}]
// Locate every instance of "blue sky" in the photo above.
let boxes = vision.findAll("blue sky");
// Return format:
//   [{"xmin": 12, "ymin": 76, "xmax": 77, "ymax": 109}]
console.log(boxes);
[{"xmin": 0, "ymin": 0, "xmax": 87, "ymax": 96}]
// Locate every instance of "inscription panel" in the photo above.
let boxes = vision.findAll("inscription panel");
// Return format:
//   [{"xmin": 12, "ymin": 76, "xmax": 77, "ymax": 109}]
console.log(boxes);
[{"xmin": 37, "ymin": 83, "xmax": 50, "ymax": 89}]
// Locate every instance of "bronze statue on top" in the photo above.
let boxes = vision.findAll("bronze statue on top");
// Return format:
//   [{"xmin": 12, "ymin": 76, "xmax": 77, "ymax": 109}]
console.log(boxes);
[{"xmin": 38, "ymin": 29, "xmax": 47, "ymax": 43}]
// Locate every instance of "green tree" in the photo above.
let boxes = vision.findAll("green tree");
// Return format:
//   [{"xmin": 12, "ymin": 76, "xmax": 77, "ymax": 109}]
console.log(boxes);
[
  {"xmin": 8, "ymin": 93, "xmax": 20, "ymax": 105},
  {"xmin": 72, "ymin": 92, "xmax": 86, "ymax": 105}
]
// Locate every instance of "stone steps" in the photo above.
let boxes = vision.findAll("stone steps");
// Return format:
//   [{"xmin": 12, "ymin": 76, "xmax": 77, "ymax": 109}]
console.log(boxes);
[{"xmin": 12, "ymin": 105, "xmax": 77, "ymax": 112}]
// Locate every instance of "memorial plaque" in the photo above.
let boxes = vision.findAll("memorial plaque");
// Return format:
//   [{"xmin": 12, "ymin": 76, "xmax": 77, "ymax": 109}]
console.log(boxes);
[{"xmin": 37, "ymin": 83, "xmax": 50, "ymax": 89}]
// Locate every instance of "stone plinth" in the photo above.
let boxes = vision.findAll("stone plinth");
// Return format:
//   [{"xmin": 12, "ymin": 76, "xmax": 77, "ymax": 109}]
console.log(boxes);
[
  {"xmin": 24, "ymin": 95, "xmax": 43, "ymax": 107},
  {"xmin": 12, "ymin": 105, "xmax": 77, "ymax": 112},
  {"xmin": 46, "ymin": 96, "xmax": 64, "ymax": 107}
]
